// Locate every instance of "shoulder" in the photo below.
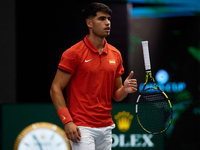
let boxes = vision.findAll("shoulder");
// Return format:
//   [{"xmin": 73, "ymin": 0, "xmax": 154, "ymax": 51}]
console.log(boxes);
[
  {"xmin": 62, "ymin": 40, "xmax": 86, "ymax": 58},
  {"xmin": 107, "ymin": 43, "xmax": 122, "ymax": 56}
]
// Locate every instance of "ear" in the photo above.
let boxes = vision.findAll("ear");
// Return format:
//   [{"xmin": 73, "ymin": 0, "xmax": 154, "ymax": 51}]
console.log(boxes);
[{"xmin": 86, "ymin": 19, "xmax": 92, "ymax": 29}]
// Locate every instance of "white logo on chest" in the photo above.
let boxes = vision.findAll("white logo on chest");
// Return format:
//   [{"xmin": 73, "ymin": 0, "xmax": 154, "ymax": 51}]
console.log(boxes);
[{"xmin": 85, "ymin": 59, "xmax": 92, "ymax": 63}]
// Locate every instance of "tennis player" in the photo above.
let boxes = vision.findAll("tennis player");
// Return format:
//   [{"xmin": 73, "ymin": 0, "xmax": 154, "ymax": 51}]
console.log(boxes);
[{"xmin": 50, "ymin": 2, "xmax": 137, "ymax": 150}]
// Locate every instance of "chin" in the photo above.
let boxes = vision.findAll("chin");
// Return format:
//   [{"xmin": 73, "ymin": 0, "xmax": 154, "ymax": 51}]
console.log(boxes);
[{"xmin": 104, "ymin": 33, "xmax": 110, "ymax": 37}]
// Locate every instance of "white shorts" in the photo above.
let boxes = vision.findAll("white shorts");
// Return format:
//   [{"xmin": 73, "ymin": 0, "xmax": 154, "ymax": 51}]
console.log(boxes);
[{"xmin": 70, "ymin": 124, "xmax": 115, "ymax": 150}]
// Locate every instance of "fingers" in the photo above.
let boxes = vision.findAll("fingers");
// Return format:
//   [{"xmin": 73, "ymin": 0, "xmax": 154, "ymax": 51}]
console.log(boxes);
[
  {"xmin": 126, "ymin": 72, "xmax": 137, "ymax": 92},
  {"xmin": 66, "ymin": 128, "xmax": 81, "ymax": 143},
  {"xmin": 129, "ymin": 79, "xmax": 138, "ymax": 91},
  {"xmin": 132, "ymin": 87, "xmax": 138, "ymax": 92},
  {"xmin": 65, "ymin": 122, "xmax": 81, "ymax": 143},
  {"xmin": 128, "ymin": 79, "xmax": 137, "ymax": 86},
  {"xmin": 78, "ymin": 127, "xmax": 81, "ymax": 138},
  {"xmin": 74, "ymin": 127, "xmax": 81, "ymax": 142},
  {"xmin": 123, "ymin": 71, "xmax": 138, "ymax": 93},
  {"xmin": 126, "ymin": 71, "xmax": 134, "ymax": 80}
]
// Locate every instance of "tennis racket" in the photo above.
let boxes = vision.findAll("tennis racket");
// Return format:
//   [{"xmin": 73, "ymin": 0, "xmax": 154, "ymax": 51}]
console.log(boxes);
[{"xmin": 135, "ymin": 41, "xmax": 173, "ymax": 134}]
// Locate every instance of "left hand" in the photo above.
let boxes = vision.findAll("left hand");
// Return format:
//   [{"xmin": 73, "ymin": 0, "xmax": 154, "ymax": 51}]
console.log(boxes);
[{"xmin": 123, "ymin": 71, "xmax": 137, "ymax": 93}]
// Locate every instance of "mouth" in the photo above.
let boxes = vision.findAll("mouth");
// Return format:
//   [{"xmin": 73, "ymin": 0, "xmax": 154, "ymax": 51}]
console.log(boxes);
[{"xmin": 104, "ymin": 27, "xmax": 110, "ymax": 32}]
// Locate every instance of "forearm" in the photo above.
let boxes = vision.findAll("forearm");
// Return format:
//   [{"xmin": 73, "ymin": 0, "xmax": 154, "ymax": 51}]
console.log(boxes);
[
  {"xmin": 50, "ymin": 86, "xmax": 73, "ymax": 126},
  {"xmin": 113, "ymin": 86, "xmax": 128, "ymax": 102},
  {"xmin": 50, "ymin": 86, "xmax": 67, "ymax": 110}
]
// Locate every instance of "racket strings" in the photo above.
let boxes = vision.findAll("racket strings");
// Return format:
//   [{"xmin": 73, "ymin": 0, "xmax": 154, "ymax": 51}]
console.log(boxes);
[
  {"xmin": 139, "ymin": 93, "xmax": 167, "ymax": 102},
  {"xmin": 137, "ymin": 95, "xmax": 172, "ymax": 134}
]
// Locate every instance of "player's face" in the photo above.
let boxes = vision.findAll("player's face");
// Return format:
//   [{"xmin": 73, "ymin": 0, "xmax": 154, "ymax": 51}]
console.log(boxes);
[{"xmin": 89, "ymin": 12, "xmax": 111, "ymax": 38}]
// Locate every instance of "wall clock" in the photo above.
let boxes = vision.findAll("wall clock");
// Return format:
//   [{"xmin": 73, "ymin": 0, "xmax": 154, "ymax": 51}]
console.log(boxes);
[{"xmin": 13, "ymin": 122, "xmax": 71, "ymax": 150}]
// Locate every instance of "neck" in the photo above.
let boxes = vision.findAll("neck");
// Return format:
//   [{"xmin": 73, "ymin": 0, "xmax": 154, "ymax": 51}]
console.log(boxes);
[{"xmin": 88, "ymin": 34, "xmax": 105, "ymax": 54}]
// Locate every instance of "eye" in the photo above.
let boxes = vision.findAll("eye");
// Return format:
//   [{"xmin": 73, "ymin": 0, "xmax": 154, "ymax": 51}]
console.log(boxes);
[{"xmin": 99, "ymin": 17, "xmax": 106, "ymax": 20}]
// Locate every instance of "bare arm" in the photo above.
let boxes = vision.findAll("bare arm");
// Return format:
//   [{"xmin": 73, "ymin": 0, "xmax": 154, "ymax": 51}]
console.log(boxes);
[
  {"xmin": 50, "ymin": 69, "xmax": 71, "ymax": 110},
  {"xmin": 113, "ymin": 71, "xmax": 137, "ymax": 102},
  {"xmin": 50, "ymin": 69, "xmax": 81, "ymax": 143}
]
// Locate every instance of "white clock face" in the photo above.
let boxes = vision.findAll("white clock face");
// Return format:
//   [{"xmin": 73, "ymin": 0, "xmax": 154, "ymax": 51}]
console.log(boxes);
[
  {"xmin": 18, "ymin": 128, "xmax": 68, "ymax": 150},
  {"xmin": 14, "ymin": 122, "xmax": 71, "ymax": 150}
]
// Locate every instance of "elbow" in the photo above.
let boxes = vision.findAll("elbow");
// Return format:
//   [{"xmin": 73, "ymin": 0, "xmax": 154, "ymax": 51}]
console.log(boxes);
[
  {"xmin": 113, "ymin": 98, "xmax": 122, "ymax": 102},
  {"xmin": 112, "ymin": 87, "xmax": 127, "ymax": 102},
  {"xmin": 50, "ymin": 84, "xmax": 58, "ymax": 100},
  {"xmin": 50, "ymin": 83, "xmax": 63, "ymax": 100},
  {"xmin": 112, "ymin": 95, "xmax": 123, "ymax": 102},
  {"xmin": 50, "ymin": 85, "xmax": 54, "ymax": 99}
]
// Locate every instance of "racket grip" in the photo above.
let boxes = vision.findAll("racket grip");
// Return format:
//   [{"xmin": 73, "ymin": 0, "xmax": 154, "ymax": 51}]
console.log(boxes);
[{"xmin": 142, "ymin": 41, "xmax": 151, "ymax": 71}]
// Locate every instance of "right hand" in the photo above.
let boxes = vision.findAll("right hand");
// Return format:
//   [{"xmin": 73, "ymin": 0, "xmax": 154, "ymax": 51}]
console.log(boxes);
[{"xmin": 64, "ymin": 121, "xmax": 81, "ymax": 143}]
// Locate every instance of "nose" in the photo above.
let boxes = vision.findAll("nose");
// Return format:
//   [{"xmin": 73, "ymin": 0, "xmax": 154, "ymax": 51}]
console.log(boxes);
[{"xmin": 105, "ymin": 18, "xmax": 111, "ymax": 25}]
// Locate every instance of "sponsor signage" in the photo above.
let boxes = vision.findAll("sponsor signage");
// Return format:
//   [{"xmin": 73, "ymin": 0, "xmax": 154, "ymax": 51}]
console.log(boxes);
[
  {"xmin": 139, "ymin": 69, "xmax": 186, "ymax": 93},
  {"xmin": 2, "ymin": 104, "xmax": 164, "ymax": 150},
  {"xmin": 111, "ymin": 103, "xmax": 164, "ymax": 149}
]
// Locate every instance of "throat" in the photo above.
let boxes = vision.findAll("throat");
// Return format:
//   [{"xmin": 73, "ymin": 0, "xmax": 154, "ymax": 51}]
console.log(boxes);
[
  {"xmin": 98, "ymin": 48, "xmax": 104, "ymax": 54},
  {"xmin": 88, "ymin": 35, "xmax": 105, "ymax": 54}
]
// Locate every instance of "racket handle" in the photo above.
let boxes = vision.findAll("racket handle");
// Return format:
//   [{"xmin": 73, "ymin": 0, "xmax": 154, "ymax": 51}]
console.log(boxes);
[{"xmin": 142, "ymin": 41, "xmax": 151, "ymax": 71}]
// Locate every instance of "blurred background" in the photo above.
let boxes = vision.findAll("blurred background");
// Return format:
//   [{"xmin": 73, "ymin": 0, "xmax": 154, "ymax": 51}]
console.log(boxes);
[{"xmin": 0, "ymin": 0, "xmax": 200, "ymax": 149}]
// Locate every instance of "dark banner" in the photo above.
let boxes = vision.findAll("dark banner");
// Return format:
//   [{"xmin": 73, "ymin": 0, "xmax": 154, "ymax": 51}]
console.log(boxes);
[
  {"xmin": 2, "ymin": 104, "xmax": 164, "ymax": 150},
  {"xmin": 111, "ymin": 103, "xmax": 164, "ymax": 149}
]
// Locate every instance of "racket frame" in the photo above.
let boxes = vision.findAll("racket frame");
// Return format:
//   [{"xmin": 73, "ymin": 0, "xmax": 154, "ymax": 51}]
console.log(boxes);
[{"xmin": 135, "ymin": 41, "xmax": 173, "ymax": 134}]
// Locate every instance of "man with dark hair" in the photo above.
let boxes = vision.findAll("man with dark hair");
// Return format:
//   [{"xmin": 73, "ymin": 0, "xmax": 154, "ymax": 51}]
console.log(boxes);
[
  {"xmin": 50, "ymin": 2, "xmax": 137, "ymax": 150},
  {"xmin": 82, "ymin": 2, "xmax": 112, "ymax": 20}
]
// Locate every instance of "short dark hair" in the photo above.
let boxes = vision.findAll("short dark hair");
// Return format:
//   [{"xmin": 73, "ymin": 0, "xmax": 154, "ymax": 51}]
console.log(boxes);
[{"xmin": 82, "ymin": 2, "xmax": 112, "ymax": 20}]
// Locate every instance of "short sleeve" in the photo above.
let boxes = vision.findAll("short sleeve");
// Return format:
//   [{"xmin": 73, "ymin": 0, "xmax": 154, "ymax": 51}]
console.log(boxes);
[
  {"xmin": 58, "ymin": 49, "xmax": 79, "ymax": 75},
  {"xmin": 116, "ymin": 53, "xmax": 124, "ymax": 77}
]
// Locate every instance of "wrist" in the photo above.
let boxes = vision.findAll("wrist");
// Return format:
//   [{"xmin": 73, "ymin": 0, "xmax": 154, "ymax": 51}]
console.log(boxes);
[{"xmin": 57, "ymin": 108, "xmax": 73, "ymax": 125}]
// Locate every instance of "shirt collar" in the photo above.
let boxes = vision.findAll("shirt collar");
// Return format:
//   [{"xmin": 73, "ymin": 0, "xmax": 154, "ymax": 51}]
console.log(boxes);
[{"xmin": 83, "ymin": 35, "xmax": 108, "ymax": 54}]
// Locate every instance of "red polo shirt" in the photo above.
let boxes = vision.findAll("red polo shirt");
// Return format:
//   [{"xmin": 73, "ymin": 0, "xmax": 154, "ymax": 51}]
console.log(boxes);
[{"xmin": 58, "ymin": 35, "xmax": 124, "ymax": 127}]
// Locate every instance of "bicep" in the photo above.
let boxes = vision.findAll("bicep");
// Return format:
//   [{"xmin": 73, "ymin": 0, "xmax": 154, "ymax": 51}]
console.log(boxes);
[{"xmin": 51, "ymin": 69, "xmax": 72, "ymax": 90}]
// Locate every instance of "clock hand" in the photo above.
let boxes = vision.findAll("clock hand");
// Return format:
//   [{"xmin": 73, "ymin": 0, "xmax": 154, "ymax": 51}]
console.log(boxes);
[
  {"xmin": 50, "ymin": 134, "xmax": 55, "ymax": 140},
  {"xmin": 33, "ymin": 135, "xmax": 43, "ymax": 150}
]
